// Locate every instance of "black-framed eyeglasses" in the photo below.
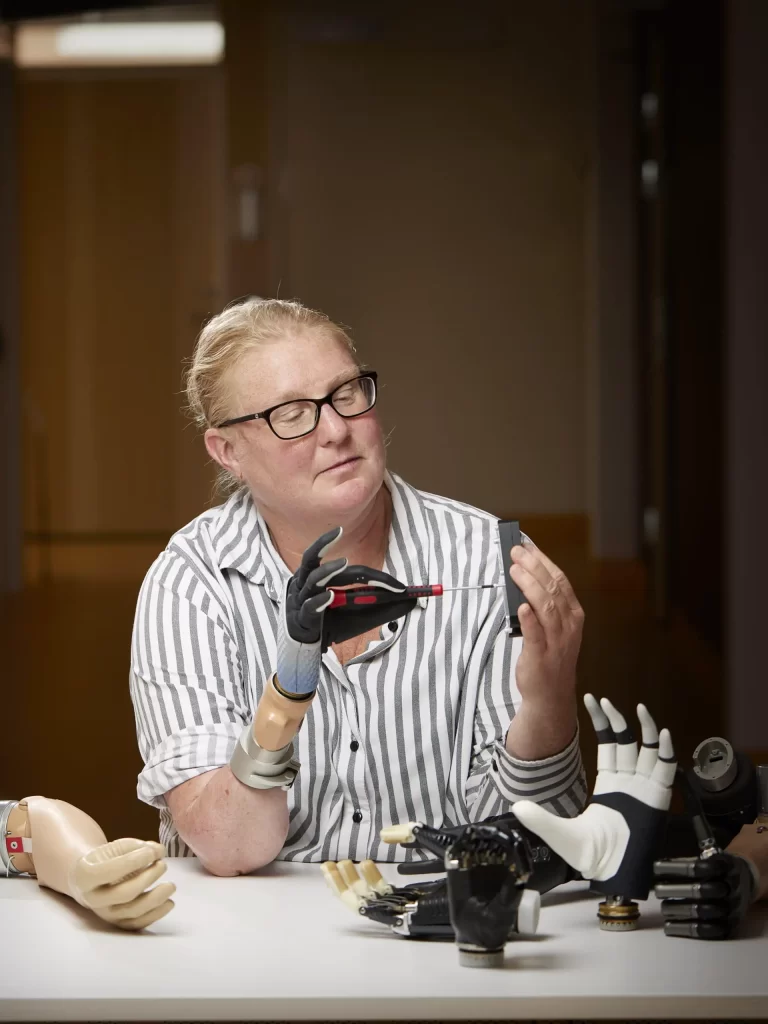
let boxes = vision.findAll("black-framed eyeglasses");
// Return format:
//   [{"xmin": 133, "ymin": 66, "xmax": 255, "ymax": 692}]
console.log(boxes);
[{"xmin": 216, "ymin": 371, "xmax": 378, "ymax": 440}]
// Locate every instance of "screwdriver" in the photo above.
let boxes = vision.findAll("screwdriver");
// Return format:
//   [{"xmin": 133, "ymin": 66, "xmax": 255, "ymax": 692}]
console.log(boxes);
[{"xmin": 327, "ymin": 583, "xmax": 503, "ymax": 609}]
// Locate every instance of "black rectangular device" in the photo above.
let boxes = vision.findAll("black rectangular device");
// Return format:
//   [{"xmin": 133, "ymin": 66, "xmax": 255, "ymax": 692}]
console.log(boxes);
[{"xmin": 497, "ymin": 519, "xmax": 524, "ymax": 638}]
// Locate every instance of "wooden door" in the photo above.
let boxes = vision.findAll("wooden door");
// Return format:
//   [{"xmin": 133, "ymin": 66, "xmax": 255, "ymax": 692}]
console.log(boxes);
[{"xmin": 20, "ymin": 68, "xmax": 224, "ymax": 583}]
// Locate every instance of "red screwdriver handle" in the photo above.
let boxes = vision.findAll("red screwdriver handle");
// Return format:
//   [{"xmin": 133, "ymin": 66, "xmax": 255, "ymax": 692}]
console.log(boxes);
[
  {"xmin": 327, "ymin": 584, "xmax": 443, "ymax": 608},
  {"xmin": 327, "ymin": 587, "xmax": 382, "ymax": 608},
  {"xmin": 405, "ymin": 584, "xmax": 444, "ymax": 599}
]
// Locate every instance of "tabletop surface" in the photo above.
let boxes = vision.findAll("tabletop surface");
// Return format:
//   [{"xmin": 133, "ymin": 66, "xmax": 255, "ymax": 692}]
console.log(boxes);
[{"xmin": 1, "ymin": 859, "xmax": 767, "ymax": 1021}]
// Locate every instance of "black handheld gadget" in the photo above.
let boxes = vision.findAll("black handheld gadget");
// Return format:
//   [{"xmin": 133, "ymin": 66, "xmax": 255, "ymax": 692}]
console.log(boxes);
[{"xmin": 497, "ymin": 520, "xmax": 525, "ymax": 638}]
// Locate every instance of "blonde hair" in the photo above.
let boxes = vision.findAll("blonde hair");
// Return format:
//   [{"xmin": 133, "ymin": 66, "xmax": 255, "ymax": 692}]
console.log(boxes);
[{"xmin": 185, "ymin": 296, "xmax": 358, "ymax": 498}]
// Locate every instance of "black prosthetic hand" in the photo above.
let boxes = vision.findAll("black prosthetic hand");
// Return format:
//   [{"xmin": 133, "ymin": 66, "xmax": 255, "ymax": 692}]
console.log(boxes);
[
  {"xmin": 277, "ymin": 527, "xmax": 416, "ymax": 695},
  {"xmin": 654, "ymin": 852, "xmax": 757, "ymax": 939},
  {"xmin": 445, "ymin": 823, "xmax": 535, "ymax": 967},
  {"xmin": 391, "ymin": 815, "xmax": 577, "ymax": 894},
  {"xmin": 321, "ymin": 563, "xmax": 416, "ymax": 648}
]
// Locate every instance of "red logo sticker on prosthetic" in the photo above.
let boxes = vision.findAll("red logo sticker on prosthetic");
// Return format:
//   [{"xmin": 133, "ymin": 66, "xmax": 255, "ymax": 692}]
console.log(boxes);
[{"xmin": 5, "ymin": 836, "xmax": 31, "ymax": 854}]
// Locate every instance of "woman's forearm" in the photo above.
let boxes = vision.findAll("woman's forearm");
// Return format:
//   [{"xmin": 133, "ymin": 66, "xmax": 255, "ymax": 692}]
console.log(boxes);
[
  {"xmin": 506, "ymin": 696, "xmax": 578, "ymax": 761},
  {"xmin": 727, "ymin": 823, "xmax": 768, "ymax": 901},
  {"xmin": 166, "ymin": 766, "xmax": 289, "ymax": 875}
]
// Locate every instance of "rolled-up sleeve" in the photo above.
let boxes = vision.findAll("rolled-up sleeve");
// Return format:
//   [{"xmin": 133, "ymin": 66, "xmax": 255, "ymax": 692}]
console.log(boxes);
[
  {"xmin": 465, "ymin": 619, "xmax": 588, "ymax": 821},
  {"xmin": 129, "ymin": 551, "xmax": 248, "ymax": 808}
]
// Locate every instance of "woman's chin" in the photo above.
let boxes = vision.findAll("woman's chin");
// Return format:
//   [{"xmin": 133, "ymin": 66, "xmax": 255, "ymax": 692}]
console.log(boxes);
[{"xmin": 316, "ymin": 468, "xmax": 381, "ymax": 515}]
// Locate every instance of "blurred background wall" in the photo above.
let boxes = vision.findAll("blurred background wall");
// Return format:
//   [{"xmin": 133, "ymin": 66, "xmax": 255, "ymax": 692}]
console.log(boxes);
[{"xmin": 1, "ymin": 0, "xmax": 766, "ymax": 841}]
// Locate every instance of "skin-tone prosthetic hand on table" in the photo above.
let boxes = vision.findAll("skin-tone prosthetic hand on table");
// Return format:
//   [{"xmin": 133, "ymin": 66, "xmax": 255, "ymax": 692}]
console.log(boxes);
[{"xmin": 1, "ymin": 796, "xmax": 174, "ymax": 930}]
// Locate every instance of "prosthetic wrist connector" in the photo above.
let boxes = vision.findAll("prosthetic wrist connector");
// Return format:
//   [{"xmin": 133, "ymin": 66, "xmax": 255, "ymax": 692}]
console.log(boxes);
[
  {"xmin": 229, "ymin": 674, "xmax": 315, "ymax": 791},
  {"xmin": 1, "ymin": 799, "xmax": 30, "ymax": 877}
]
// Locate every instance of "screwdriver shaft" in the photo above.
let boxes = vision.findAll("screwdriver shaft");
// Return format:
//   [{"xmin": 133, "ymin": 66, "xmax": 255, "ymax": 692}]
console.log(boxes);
[{"xmin": 442, "ymin": 584, "xmax": 504, "ymax": 592}]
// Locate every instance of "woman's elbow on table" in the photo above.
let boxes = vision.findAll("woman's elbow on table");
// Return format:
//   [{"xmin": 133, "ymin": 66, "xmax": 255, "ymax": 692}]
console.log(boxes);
[
  {"xmin": 196, "ymin": 839, "xmax": 283, "ymax": 877},
  {"xmin": 165, "ymin": 770, "xmax": 289, "ymax": 876}
]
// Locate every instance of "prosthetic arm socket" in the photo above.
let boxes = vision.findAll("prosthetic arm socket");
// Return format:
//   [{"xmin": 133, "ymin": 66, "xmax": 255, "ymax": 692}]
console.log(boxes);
[
  {"xmin": 230, "ymin": 674, "xmax": 315, "ymax": 790},
  {"xmin": 2, "ymin": 797, "xmax": 106, "ymax": 893}
]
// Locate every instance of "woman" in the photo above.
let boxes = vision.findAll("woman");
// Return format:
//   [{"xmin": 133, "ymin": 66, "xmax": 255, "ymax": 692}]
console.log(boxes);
[{"xmin": 129, "ymin": 297, "xmax": 587, "ymax": 874}]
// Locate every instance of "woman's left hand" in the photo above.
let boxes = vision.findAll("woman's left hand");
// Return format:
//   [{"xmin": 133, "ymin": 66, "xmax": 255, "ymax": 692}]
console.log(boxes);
[{"xmin": 509, "ymin": 541, "xmax": 584, "ymax": 706}]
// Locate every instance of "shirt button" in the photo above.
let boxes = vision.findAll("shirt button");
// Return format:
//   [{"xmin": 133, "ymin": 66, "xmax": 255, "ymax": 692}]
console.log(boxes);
[
  {"xmin": 350, "ymin": 740, "xmax": 359, "ymax": 752},
  {"xmin": 388, "ymin": 621, "xmax": 398, "ymax": 632},
  {"xmin": 352, "ymin": 810, "xmax": 363, "ymax": 824}
]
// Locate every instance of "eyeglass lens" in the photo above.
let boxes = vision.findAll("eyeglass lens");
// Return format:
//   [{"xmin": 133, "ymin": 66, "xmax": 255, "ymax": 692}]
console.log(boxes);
[{"xmin": 269, "ymin": 376, "xmax": 376, "ymax": 439}]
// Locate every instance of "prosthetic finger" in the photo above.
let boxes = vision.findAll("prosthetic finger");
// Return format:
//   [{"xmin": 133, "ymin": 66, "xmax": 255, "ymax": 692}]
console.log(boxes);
[
  {"xmin": 321, "ymin": 862, "xmax": 364, "ymax": 911},
  {"xmin": 298, "ymin": 558, "xmax": 348, "ymax": 603},
  {"xmin": 294, "ymin": 527, "xmax": 343, "ymax": 590},
  {"xmin": 584, "ymin": 693, "xmax": 616, "ymax": 773},
  {"xmin": 635, "ymin": 703, "xmax": 660, "ymax": 778},
  {"xmin": 359, "ymin": 860, "xmax": 393, "ymax": 896},
  {"xmin": 651, "ymin": 728, "xmax": 677, "ymax": 788},
  {"xmin": 98, "ymin": 881, "xmax": 177, "ymax": 927},
  {"xmin": 297, "ymin": 589, "xmax": 336, "ymax": 630},
  {"xmin": 82, "ymin": 860, "xmax": 168, "ymax": 910},
  {"xmin": 75, "ymin": 840, "xmax": 165, "ymax": 892},
  {"xmin": 380, "ymin": 823, "xmax": 417, "ymax": 845},
  {"xmin": 115, "ymin": 896, "xmax": 175, "ymax": 932},
  {"xmin": 337, "ymin": 860, "xmax": 372, "ymax": 898},
  {"xmin": 107, "ymin": 838, "xmax": 166, "ymax": 861},
  {"xmin": 329, "ymin": 565, "xmax": 407, "ymax": 592},
  {"xmin": 600, "ymin": 697, "xmax": 637, "ymax": 773}
]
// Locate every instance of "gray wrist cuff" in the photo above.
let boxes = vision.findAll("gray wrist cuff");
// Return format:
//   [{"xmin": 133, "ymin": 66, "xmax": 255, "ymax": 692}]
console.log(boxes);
[
  {"xmin": 0, "ymin": 800, "xmax": 25, "ymax": 877},
  {"xmin": 229, "ymin": 724, "xmax": 300, "ymax": 791}
]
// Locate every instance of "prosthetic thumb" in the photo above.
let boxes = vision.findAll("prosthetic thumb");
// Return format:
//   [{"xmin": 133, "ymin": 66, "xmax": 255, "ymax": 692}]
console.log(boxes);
[
  {"xmin": 70, "ymin": 838, "xmax": 175, "ymax": 930},
  {"xmin": 512, "ymin": 800, "xmax": 588, "ymax": 875}
]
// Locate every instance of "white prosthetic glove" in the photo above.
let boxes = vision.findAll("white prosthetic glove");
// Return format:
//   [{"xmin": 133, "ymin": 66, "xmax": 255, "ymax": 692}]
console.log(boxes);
[
  {"xmin": 70, "ymin": 838, "xmax": 175, "ymax": 931},
  {"xmin": 512, "ymin": 694, "xmax": 677, "ymax": 899}
]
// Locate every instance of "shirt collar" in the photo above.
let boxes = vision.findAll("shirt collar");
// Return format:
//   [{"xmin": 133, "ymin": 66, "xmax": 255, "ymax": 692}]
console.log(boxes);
[{"xmin": 212, "ymin": 471, "xmax": 433, "ymax": 604}]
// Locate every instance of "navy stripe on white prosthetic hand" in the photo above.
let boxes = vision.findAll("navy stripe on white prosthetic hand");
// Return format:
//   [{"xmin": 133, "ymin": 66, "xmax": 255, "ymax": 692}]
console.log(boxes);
[
  {"xmin": 277, "ymin": 527, "xmax": 347, "ymax": 696},
  {"xmin": 512, "ymin": 695, "xmax": 676, "ymax": 899}
]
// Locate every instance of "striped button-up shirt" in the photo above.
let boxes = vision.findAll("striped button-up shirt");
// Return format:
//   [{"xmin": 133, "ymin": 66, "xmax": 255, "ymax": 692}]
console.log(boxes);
[{"xmin": 129, "ymin": 471, "xmax": 587, "ymax": 860}]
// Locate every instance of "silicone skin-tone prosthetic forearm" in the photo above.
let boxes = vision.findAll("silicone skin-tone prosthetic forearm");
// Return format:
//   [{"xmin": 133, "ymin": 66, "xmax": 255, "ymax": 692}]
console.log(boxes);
[
  {"xmin": 3, "ymin": 797, "xmax": 174, "ymax": 930},
  {"xmin": 229, "ymin": 674, "xmax": 316, "ymax": 789}
]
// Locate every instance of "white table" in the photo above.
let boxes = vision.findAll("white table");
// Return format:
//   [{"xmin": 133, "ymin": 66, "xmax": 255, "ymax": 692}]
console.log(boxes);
[{"xmin": 1, "ymin": 859, "xmax": 767, "ymax": 1020}]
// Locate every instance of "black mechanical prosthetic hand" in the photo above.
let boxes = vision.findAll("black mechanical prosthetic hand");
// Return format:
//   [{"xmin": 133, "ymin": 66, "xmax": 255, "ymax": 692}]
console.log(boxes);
[
  {"xmin": 323, "ymin": 819, "xmax": 541, "ymax": 963},
  {"xmin": 512, "ymin": 694, "xmax": 677, "ymax": 902},
  {"xmin": 277, "ymin": 527, "xmax": 416, "ymax": 695},
  {"xmin": 653, "ymin": 851, "xmax": 757, "ymax": 940},
  {"xmin": 322, "ymin": 861, "xmax": 456, "ymax": 939},
  {"xmin": 444, "ymin": 822, "xmax": 535, "ymax": 967},
  {"xmin": 653, "ymin": 766, "xmax": 760, "ymax": 940},
  {"xmin": 382, "ymin": 815, "xmax": 577, "ymax": 894}
]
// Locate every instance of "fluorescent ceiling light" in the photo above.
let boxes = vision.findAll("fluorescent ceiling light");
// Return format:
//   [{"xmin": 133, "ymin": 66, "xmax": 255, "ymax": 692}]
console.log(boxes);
[{"xmin": 15, "ymin": 21, "xmax": 224, "ymax": 67}]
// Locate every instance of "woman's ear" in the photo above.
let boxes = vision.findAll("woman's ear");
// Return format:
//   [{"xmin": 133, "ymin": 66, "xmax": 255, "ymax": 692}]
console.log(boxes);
[{"xmin": 204, "ymin": 429, "xmax": 242, "ymax": 482}]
